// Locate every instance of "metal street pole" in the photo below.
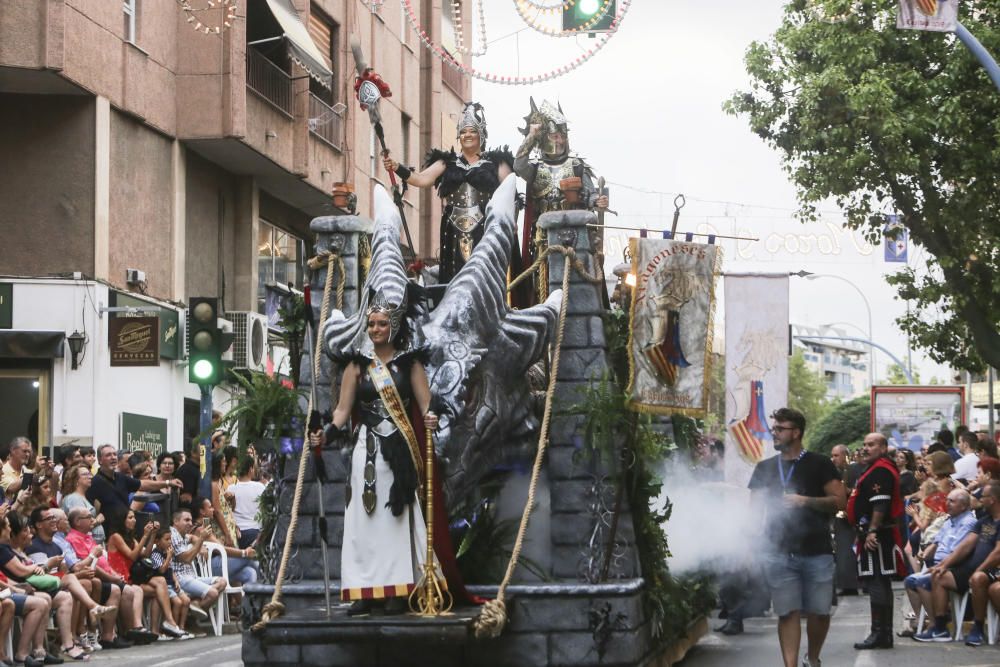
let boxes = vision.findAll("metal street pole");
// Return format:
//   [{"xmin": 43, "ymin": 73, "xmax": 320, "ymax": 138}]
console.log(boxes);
[
  {"xmin": 199, "ymin": 384, "xmax": 213, "ymax": 501},
  {"xmin": 801, "ymin": 273, "xmax": 875, "ymax": 388},
  {"xmin": 990, "ymin": 367, "xmax": 996, "ymax": 442},
  {"xmin": 956, "ymin": 23, "xmax": 1000, "ymax": 95}
]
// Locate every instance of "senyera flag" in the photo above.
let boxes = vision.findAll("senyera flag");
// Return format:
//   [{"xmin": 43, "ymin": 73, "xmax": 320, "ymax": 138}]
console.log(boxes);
[{"xmin": 897, "ymin": 0, "xmax": 959, "ymax": 32}]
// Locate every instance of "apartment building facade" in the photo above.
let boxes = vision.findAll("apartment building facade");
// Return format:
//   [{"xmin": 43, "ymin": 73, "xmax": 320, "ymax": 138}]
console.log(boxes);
[{"xmin": 0, "ymin": 0, "xmax": 470, "ymax": 453}]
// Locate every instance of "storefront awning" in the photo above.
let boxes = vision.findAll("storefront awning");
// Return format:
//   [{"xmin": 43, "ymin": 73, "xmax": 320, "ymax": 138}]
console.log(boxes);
[
  {"xmin": 264, "ymin": 0, "xmax": 333, "ymax": 89},
  {"xmin": 0, "ymin": 331, "xmax": 65, "ymax": 359}
]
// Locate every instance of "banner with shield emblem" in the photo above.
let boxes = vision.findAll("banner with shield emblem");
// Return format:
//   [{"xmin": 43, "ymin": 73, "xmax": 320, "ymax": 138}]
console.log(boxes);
[{"xmin": 626, "ymin": 237, "xmax": 722, "ymax": 416}]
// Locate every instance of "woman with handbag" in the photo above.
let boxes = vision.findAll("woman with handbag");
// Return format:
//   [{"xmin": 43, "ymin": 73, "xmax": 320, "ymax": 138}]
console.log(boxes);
[{"xmin": 105, "ymin": 508, "xmax": 187, "ymax": 640}]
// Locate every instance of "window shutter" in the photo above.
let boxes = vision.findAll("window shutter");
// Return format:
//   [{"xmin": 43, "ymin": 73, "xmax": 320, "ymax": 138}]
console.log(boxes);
[{"xmin": 308, "ymin": 13, "xmax": 333, "ymax": 70}]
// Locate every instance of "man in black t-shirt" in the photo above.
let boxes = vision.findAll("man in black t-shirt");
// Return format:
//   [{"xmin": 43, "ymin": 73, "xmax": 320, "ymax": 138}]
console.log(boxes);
[
  {"xmin": 749, "ymin": 407, "xmax": 845, "ymax": 667},
  {"xmin": 88, "ymin": 445, "xmax": 181, "ymax": 515},
  {"xmin": 175, "ymin": 437, "xmax": 202, "ymax": 509}
]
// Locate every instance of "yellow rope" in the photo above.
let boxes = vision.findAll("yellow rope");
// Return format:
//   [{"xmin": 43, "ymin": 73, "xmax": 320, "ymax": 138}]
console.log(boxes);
[
  {"xmin": 252, "ymin": 254, "xmax": 338, "ymax": 633},
  {"xmin": 507, "ymin": 245, "xmax": 603, "ymax": 295},
  {"xmin": 474, "ymin": 249, "xmax": 576, "ymax": 639}
]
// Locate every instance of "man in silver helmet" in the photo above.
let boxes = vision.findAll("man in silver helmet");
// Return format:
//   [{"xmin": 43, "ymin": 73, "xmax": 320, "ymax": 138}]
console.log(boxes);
[{"xmin": 514, "ymin": 98, "xmax": 609, "ymax": 303}]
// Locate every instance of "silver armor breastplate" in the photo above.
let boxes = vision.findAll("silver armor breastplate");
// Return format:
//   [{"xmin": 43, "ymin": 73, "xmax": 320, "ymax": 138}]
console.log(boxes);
[
  {"xmin": 361, "ymin": 397, "xmax": 407, "ymax": 438},
  {"xmin": 446, "ymin": 182, "xmax": 490, "ymax": 261}
]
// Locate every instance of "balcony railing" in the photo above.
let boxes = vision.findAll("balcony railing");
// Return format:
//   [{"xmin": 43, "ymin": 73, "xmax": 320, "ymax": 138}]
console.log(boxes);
[
  {"xmin": 442, "ymin": 59, "xmax": 465, "ymax": 94},
  {"xmin": 308, "ymin": 93, "xmax": 342, "ymax": 150},
  {"xmin": 246, "ymin": 48, "xmax": 293, "ymax": 116}
]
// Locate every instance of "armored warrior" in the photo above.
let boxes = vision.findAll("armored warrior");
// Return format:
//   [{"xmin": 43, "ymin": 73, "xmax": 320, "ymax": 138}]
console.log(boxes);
[
  {"xmin": 514, "ymin": 99, "xmax": 609, "ymax": 300},
  {"xmin": 383, "ymin": 102, "xmax": 514, "ymax": 284}
]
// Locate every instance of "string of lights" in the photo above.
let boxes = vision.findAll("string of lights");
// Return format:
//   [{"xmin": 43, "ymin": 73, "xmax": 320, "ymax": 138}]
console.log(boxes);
[
  {"xmin": 177, "ymin": 0, "xmax": 237, "ymax": 35},
  {"xmin": 512, "ymin": 0, "xmax": 617, "ymax": 37},
  {"xmin": 399, "ymin": 0, "xmax": 632, "ymax": 85}
]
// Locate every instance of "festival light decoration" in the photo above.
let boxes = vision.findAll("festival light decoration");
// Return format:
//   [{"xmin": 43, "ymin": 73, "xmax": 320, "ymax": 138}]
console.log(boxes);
[
  {"xmin": 513, "ymin": 0, "xmax": 617, "ymax": 37},
  {"xmin": 178, "ymin": 0, "xmax": 238, "ymax": 35},
  {"xmin": 400, "ymin": 0, "xmax": 632, "ymax": 85}
]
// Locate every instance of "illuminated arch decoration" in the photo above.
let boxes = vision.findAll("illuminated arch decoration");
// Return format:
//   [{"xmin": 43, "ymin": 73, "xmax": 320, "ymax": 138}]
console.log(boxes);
[{"xmin": 400, "ymin": 0, "xmax": 633, "ymax": 85}]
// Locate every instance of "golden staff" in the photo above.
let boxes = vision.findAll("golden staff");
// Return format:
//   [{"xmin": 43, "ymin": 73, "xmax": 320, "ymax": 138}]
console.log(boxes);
[{"xmin": 408, "ymin": 419, "xmax": 453, "ymax": 616}]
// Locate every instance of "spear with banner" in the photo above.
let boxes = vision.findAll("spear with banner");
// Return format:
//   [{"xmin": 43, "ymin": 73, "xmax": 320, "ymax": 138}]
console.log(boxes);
[{"xmin": 350, "ymin": 37, "xmax": 416, "ymax": 258}]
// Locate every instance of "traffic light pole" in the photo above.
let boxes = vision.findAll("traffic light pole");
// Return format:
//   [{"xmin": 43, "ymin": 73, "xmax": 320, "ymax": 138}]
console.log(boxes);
[{"xmin": 199, "ymin": 383, "xmax": 214, "ymax": 501}]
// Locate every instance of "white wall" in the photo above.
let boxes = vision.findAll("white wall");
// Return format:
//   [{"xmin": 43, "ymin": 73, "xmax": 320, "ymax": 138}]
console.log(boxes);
[{"xmin": 9, "ymin": 279, "xmax": 195, "ymax": 452}]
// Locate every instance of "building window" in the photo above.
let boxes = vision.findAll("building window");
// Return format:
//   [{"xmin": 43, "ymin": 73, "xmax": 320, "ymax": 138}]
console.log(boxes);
[
  {"xmin": 123, "ymin": 0, "xmax": 139, "ymax": 44},
  {"xmin": 307, "ymin": 8, "xmax": 338, "ymax": 106},
  {"xmin": 257, "ymin": 221, "xmax": 304, "ymax": 314}
]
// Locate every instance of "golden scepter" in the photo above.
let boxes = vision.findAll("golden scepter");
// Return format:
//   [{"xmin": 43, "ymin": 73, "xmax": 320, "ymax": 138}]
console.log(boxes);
[{"xmin": 409, "ymin": 416, "xmax": 453, "ymax": 616}]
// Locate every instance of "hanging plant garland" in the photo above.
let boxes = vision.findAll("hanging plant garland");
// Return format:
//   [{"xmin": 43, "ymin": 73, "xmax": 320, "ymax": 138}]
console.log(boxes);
[
  {"xmin": 400, "ymin": 0, "xmax": 633, "ymax": 85},
  {"xmin": 178, "ymin": 0, "xmax": 238, "ymax": 35}
]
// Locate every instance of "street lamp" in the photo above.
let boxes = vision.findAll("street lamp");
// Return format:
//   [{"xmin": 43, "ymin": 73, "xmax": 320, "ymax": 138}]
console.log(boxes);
[{"xmin": 792, "ymin": 271, "xmax": 875, "ymax": 389}]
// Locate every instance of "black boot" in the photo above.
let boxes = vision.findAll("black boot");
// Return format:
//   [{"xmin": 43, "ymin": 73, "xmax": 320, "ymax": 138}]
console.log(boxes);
[
  {"xmin": 854, "ymin": 602, "xmax": 883, "ymax": 650},
  {"xmin": 714, "ymin": 619, "xmax": 743, "ymax": 635},
  {"xmin": 855, "ymin": 604, "xmax": 893, "ymax": 649},
  {"xmin": 877, "ymin": 603, "xmax": 894, "ymax": 648}
]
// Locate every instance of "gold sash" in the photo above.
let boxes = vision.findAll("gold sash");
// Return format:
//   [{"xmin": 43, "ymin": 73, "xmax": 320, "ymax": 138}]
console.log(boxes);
[{"xmin": 367, "ymin": 358, "xmax": 425, "ymax": 491}]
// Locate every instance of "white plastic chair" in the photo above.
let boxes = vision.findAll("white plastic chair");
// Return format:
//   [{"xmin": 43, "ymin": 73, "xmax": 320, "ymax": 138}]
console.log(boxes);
[
  {"xmin": 194, "ymin": 547, "xmax": 226, "ymax": 637},
  {"xmin": 203, "ymin": 541, "xmax": 243, "ymax": 623},
  {"xmin": 986, "ymin": 598, "xmax": 999, "ymax": 645},
  {"xmin": 950, "ymin": 590, "xmax": 970, "ymax": 640}
]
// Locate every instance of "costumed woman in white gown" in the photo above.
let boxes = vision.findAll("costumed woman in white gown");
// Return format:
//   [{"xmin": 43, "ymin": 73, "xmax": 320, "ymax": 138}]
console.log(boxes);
[{"xmin": 314, "ymin": 287, "xmax": 441, "ymax": 616}]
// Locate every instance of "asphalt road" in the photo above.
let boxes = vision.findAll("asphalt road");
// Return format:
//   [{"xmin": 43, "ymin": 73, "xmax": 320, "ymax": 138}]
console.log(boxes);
[
  {"xmin": 679, "ymin": 590, "xmax": 1000, "ymax": 667},
  {"xmin": 80, "ymin": 634, "xmax": 242, "ymax": 667}
]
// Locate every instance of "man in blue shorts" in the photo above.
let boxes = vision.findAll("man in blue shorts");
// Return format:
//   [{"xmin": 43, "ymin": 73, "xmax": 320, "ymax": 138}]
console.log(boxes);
[{"xmin": 750, "ymin": 407, "xmax": 846, "ymax": 667}]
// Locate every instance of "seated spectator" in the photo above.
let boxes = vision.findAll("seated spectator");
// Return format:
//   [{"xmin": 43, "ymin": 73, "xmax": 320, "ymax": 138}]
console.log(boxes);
[
  {"xmin": 229, "ymin": 458, "xmax": 266, "ymax": 550},
  {"xmin": 976, "ymin": 433, "xmax": 999, "ymax": 460},
  {"xmin": 168, "ymin": 510, "xmax": 227, "ymax": 619},
  {"xmin": 899, "ymin": 489, "xmax": 976, "ymax": 636},
  {"xmin": 20, "ymin": 476, "xmax": 57, "ymax": 518},
  {"xmin": 0, "ymin": 517, "xmax": 56, "ymax": 667},
  {"xmin": 64, "ymin": 508, "xmax": 156, "ymax": 648},
  {"xmin": 49, "ymin": 508, "xmax": 111, "ymax": 652},
  {"xmin": 954, "ymin": 433, "xmax": 981, "ymax": 484},
  {"xmin": 26, "ymin": 507, "xmax": 119, "ymax": 653},
  {"xmin": 128, "ymin": 463, "xmax": 162, "ymax": 516},
  {"xmin": 104, "ymin": 507, "xmax": 187, "ymax": 640},
  {"xmin": 968, "ymin": 457, "xmax": 1000, "ymax": 513},
  {"xmin": 895, "ymin": 449, "xmax": 920, "ymax": 498},
  {"xmin": 2, "ymin": 438, "xmax": 36, "ymax": 501},
  {"xmin": 148, "ymin": 527, "xmax": 193, "ymax": 633},
  {"xmin": 0, "ymin": 512, "xmax": 79, "ymax": 662},
  {"xmin": 194, "ymin": 498, "xmax": 259, "ymax": 587},
  {"xmin": 927, "ymin": 451, "xmax": 957, "ymax": 495},
  {"xmin": 915, "ymin": 479, "xmax": 1000, "ymax": 642},
  {"xmin": 61, "ymin": 465, "xmax": 105, "ymax": 545}
]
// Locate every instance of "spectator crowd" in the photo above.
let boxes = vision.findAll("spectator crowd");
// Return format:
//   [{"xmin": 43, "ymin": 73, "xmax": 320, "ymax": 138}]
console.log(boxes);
[{"xmin": 0, "ymin": 432, "xmax": 268, "ymax": 665}]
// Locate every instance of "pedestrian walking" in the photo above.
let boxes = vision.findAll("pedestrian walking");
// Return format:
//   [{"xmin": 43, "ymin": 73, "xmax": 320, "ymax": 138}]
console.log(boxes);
[{"xmin": 749, "ymin": 407, "xmax": 845, "ymax": 667}]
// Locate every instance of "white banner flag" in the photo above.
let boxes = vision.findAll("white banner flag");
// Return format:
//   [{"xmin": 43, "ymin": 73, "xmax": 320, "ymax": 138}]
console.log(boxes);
[
  {"xmin": 897, "ymin": 0, "xmax": 959, "ymax": 33},
  {"xmin": 723, "ymin": 274, "xmax": 789, "ymax": 487}
]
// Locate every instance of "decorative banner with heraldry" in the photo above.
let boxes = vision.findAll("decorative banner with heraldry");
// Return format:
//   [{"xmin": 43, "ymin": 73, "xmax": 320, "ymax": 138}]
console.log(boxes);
[
  {"xmin": 897, "ymin": 0, "xmax": 959, "ymax": 32},
  {"xmin": 626, "ymin": 238, "xmax": 722, "ymax": 416},
  {"xmin": 723, "ymin": 274, "xmax": 790, "ymax": 487}
]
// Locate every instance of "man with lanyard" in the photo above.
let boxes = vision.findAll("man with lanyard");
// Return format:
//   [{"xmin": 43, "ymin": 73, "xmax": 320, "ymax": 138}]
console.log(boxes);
[
  {"xmin": 749, "ymin": 408, "xmax": 845, "ymax": 667},
  {"xmin": 847, "ymin": 432, "xmax": 906, "ymax": 650},
  {"xmin": 88, "ymin": 444, "xmax": 181, "ymax": 515}
]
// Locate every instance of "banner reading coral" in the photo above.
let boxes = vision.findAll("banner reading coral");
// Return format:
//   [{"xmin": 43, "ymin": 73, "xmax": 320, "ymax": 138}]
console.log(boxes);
[
  {"xmin": 723, "ymin": 274, "xmax": 790, "ymax": 486},
  {"xmin": 626, "ymin": 238, "xmax": 721, "ymax": 416}
]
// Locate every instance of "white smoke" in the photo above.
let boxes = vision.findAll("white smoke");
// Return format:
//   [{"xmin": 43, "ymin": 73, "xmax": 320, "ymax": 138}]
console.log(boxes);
[{"xmin": 658, "ymin": 459, "xmax": 765, "ymax": 575}]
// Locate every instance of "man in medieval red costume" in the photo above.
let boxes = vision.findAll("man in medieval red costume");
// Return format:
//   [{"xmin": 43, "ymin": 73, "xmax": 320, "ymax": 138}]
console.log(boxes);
[{"xmin": 847, "ymin": 432, "xmax": 907, "ymax": 650}]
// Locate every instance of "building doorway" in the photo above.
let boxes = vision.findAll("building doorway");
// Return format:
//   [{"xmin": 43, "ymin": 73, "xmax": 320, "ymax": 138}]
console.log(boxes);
[{"xmin": 0, "ymin": 367, "xmax": 50, "ymax": 453}]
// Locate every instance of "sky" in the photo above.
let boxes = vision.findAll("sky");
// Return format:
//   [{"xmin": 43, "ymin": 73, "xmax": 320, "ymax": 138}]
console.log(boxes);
[{"xmin": 460, "ymin": 0, "xmax": 953, "ymax": 384}]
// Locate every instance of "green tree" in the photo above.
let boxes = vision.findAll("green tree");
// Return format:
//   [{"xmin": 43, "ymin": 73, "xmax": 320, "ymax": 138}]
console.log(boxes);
[
  {"xmin": 882, "ymin": 363, "xmax": 921, "ymax": 385},
  {"xmin": 725, "ymin": 1, "xmax": 1000, "ymax": 373},
  {"xmin": 808, "ymin": 395, "xmax": 871, "ymax": 456},
  {"xmin": 788, "ymin": 349, "xmax": 831, "ymax": 439}
]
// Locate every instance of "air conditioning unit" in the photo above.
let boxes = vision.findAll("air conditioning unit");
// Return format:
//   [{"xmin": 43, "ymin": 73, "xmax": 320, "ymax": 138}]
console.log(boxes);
[
  {"xmin": 229, "ymin": 311, "xmax": 269, "ymax": 372},
  {"xmin": 219, "ymin": 318, "xmax": 234, "ymax": 363}
]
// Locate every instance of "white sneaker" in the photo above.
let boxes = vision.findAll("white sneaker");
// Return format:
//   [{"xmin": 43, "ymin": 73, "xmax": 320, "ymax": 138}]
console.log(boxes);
[
  {"xmin": 88, "ymin": 632, "xmax": 103, "ymax": 651},
  {"xmin": 156, "ymin": 634, "xmax": 173, "ymax": 642},
  {"xmin": 188, "ymin": 604, "xmax": 209, "ymax": 620},
  {"xmin": 802, "ymin": 658, "xmax": 821, "ymax": 667},
  {"xmin": 161, "ymin": 621, "xmax": 185, "ymax": 638},
  {"xmin": 178, "ymin": 632, "xmax": 195, "ymax": 641}
]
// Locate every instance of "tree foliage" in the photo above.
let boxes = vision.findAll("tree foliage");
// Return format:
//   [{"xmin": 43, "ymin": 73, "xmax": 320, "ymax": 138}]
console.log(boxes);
[
  {"xmin": 788, "ymin": 349, "xmax": 832, "ymax": 438},
  {"xmin": 725, "ymin": 1, "xmax": 1000, "ymax": 372},
  {"xmin": 882, "ymin": 362, "xmax": 921, "ymax": 385},
  {"xmin": 808, "ymin": 395, "xmax": 872, "ymax": 456}
]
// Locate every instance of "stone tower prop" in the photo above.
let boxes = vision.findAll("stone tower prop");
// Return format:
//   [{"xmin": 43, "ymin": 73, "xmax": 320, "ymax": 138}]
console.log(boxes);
[{"xmin": 243, "ymin": 205, "xmax": 664, "ymax": 666}]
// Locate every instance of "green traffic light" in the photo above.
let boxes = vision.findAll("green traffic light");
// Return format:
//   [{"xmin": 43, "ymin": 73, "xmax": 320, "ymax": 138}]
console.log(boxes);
[
  {"xmin": 579, "ymin": 0, "xmax": 600, "ymax": 16},
  {"xmin": 192, "ymin": 359, "xmax": 215, "ymax": 381}
]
